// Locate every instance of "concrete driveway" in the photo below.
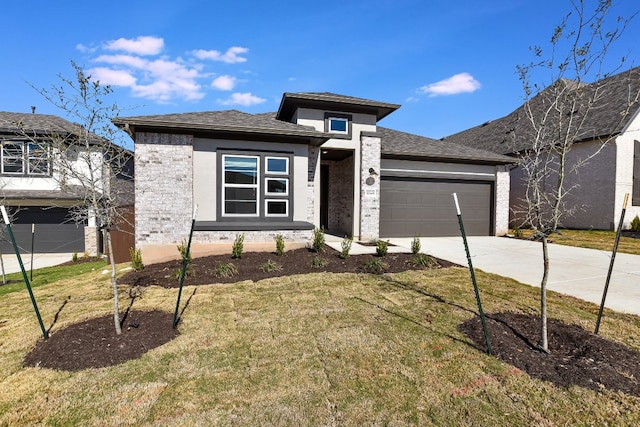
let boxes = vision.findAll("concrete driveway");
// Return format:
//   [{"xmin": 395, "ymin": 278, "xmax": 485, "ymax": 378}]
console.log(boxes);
[
  {"xmin": 0, "ymin": 252, "xmax": 74, "ymax": 275},
  {"xmin": 389, "ymin": 236, "xmax": 640, "ymax": 317}
]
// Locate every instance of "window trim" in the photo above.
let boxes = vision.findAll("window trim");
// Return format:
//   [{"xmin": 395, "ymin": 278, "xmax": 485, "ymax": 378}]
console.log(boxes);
[
  {"xmin": 324, "ymin": 112, "xmax": 352, "ymax": 140},
  {"xmin": 221, "ymin": 154, "xmax": 260, "ymax": 217},
  {"xmin": 265, "ymin": 156, "xmax": 289, "ymax": 175},
  {"xmin": 265, "ymin": 177, "xmax": 289, "ymax": 196},
  {"xmin": 1, "ymin": 140, "xmax": 51, "ymax": 177},
  {"xmin": 265, "ymin": 199, "xmax": 289, "ymax": 217}
]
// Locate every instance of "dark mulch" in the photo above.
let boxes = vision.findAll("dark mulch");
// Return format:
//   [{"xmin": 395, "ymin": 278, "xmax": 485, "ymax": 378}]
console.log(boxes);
[
  {"xmin": 460, "ymin": 312, "xmax": 640, "ymax": 396},
  {"xmin": 621, "ymin": 230, "xmax": 640, "ymax": 239},
  {"xmin": 119, "ymin": 247, "xmax": 456, "ymax": 288},
  {"xmin": 24, "ymin": 310, "xmax": 179, "ymax": 371}
]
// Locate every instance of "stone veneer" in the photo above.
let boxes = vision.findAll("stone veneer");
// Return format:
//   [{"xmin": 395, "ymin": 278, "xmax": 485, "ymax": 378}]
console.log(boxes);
[
  {"xmin": 83, "ymin": 226, "xmax": 100, "ymax": 256},
  {"xmin": 359, "ymin": 134, "xmax": 381, "ymax": 241},
  {"xmin": 135, "ymin": 132, "xmax": 194, "ymax": 246}
]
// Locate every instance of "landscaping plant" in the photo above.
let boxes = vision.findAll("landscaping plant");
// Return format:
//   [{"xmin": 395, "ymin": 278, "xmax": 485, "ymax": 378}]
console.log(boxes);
[
  {"xmin": 631, "ymin": 215, "xmax": 640, "ymax": 232},
  {"xmin": 311, "ymin": 227, "xmax": 325, "ymax": 253},
  {"xmin": 275, "ymin": 234, "xmax": 285, "ymax": 256},
  {"xmin": 260, "ymin": 259, "xmax": 283, "ymax": 273},
  {"xmin": 129, "ymin": 247, "xmax": 144, "ymax": 272},
  {"xmin": 411, "ymin": 236, "xmax": 421, "ymax": 254},
  {"xmin": 232, "ymin": 233, "xmax": 245, "ymax": 259},
  {"xmin": 376, "ymin": 239, "xmax": 389, "ymax": 257},
  {"xmin": 340, "ymin": 236, "xmax": 353, "ymax": 259},
  {"xmin": 213, "ymin": 262, "xmax": 237, "ymax": 278}
]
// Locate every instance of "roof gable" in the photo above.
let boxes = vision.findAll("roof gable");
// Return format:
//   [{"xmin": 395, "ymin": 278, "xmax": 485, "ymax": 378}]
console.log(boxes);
[{"xmin": 276, "ymin": 92, "xmax": 400, "ymax": 122}]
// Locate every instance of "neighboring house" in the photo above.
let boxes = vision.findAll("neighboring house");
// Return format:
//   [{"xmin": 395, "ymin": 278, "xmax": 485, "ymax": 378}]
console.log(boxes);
[
  {"xmin": 114, "ymin": 92, "xmax": 512, "ymax": 259},
  {"xmin": 444, "ymin": 67, "xmax": 640, "ymax": 230},
  {"xmin": 0, "ymin": 112, "xmax": 133, "ymax": 254}
]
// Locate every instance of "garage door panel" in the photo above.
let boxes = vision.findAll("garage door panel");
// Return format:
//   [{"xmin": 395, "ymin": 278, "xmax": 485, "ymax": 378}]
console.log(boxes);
[{"xmin": 380, "ymin": 178, "xmax": 493, "ymax": 237}]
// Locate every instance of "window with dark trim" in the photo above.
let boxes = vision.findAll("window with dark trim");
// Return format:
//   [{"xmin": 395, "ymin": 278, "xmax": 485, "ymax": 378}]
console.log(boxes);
[
  {"xmin": 633, "ymin": 140, "xmax": 640, "ymax": 206},
  {"xmin": 220, "ymin": 151, "xmax": 293, "ymax": 220},
  {"xmin": 324, "ymin": 113, "xmax": 352, "ymax": 139},
  {"xmin": 1, "ymin": 140, "xmax": 51, "ymax": 176}
]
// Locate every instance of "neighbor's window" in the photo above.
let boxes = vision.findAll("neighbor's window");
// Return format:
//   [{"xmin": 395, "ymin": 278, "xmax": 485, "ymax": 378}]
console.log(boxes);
[
  {"xmin": 1, "ymin": 140, "xmax": 50, "ymax": 176},
  {"xmin": 222, "ymin": 155, "xmax": 259, "ymax": 216},
  {"xmin": 220, "ymin": 153, "xmax": 292, "ymax": 219}
]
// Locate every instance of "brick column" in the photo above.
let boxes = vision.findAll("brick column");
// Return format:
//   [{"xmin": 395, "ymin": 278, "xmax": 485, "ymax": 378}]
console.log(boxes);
[{"xmin": 359, "ymin": 133, "xmax": 381, "ymax": 241}]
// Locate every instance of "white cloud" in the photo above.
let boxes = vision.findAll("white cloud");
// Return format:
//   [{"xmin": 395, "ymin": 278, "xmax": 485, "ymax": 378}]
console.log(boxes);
[
  {"xmin": 192, "ymin": 46, "xmax": 249, "ymax": 64},
  {"xmin": 94, "ymin": 54, "xmax": 148, "ymax": 69},
  {"xmin": 420, "ymin": 72, "xmax": 481, "ymax": 96},
  {"xmin": 87, "ymin": 67, "xmax": 137, "ymax": 86},
  {"xmin": 81, "ymin": 36, "xmax": 257, "ymax": 103},
  {"xmin": 104, "ymin": 36, "xmax": 164, "ymax": 56},
  {"xmin": 212, "ymin": 75, "xmax": 236, "ymax": 91},
  {"xmin": 218, "ymin": 92, "xmax": 266, "ymax": 106}
]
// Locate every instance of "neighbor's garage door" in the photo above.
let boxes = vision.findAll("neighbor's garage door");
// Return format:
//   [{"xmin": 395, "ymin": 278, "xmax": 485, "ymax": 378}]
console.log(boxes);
[
  {"xmin": 0, "ymin": 207, "xmax": 85, "ymax": 254},
  {"xmin": 380, "ymin": 177, "xmax": 494, "ymax": 237}
]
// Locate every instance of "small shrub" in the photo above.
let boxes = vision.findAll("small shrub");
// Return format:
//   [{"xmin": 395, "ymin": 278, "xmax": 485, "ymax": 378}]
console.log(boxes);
[
  {"xmin": 71, "ymin": 252, "xmax": 79, "ymax": 263},
  {"xmin": 411, "ymin": 236, "xmax": 421, "ymax": 254},
  {"xmin": 129, "ymin": 247, "xmax": 144, "ymax": 272},
  {"xmin": 232, "ymin": 233, "xmax": 245, "ymax": 259},
  {"xmin": 632, "ymin": 215, "xmax": 640, "ymax": 232},
  {"xmin": 275, "ymin": 234, "xmax": 285, "ymax": 256},
  {"xmin": 341, "ymin": 236, "xmax": 353, "ymax": 259},
  {"xmin": 177, "ymin": 240, "xmax": 192, "ymax": 265},
  {"xmin": 365, "ymin": 258, "xmax": 388, "ymax": 274},
  {"xmin": 376, "ymin": 239, "xmax": 389, "ymax": 257},
  {"xmin": 311, "ymin": 228, "xmax": 325, "ymax": 253},
  {"xmin": 412, "ymin": 253, "xmax": 438, "ymax": 268},
  {"xmin": 82, "ymin": 250, "xmax": 90, "ymax": 259},
  {"xmin": 311, "ymin": 255, "xmax": 327, "ymax": 268},
  {"xmin": 174, "ymin": 265, "xmax": 194, "ymax": 280},
  {"xmin": 214, "ymin": 262, "xmax": 238, "ymax": 278},
  {"xmin": 260, "ymin": 259, "xmax": 283, "ymax": 272}
]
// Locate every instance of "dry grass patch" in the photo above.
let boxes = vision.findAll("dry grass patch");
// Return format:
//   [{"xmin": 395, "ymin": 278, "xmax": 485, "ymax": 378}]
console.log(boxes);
[
  {"xmin": 512, "ymin": 228, "xmax": 640, "ymax": 254},
  {"xmin": 1, "ymin": 266, "xmax": 640, "ymax": 425}
]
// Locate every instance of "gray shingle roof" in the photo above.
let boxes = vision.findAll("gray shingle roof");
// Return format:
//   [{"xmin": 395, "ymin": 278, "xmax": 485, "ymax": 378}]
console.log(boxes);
[
  {"xmin": 379, "ymin": 126, "xmax": 513, "ymax": 164},
  {"xmin": 444, "ymin": 67, "xmax": 640, "ymax": 155},
  {"xmin": 0, "ymin": 112, "xmax": 82, "ymax": 135},
  {"xmin": 277, "ymin": 92, "xmax": 400, "ymax": 121},
  {"xmin": 114, "ymin": 110, "xmax": 330, "ymax": 144}
]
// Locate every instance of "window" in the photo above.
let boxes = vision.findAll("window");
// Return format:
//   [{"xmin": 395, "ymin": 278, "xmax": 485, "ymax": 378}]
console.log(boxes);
[
  {"xmin": 222, "ymin": 155, "xmax": 259, "ymax": 216},
  {"xmin": 220, "ymin": 153, "xmax": 292, "ymax": 220},
  {"xmin": 324, "ymin": 113, "xmax": 352, "ymax": 139},
  {"xmin": 329, "ymin": 117, "xmax": 348, "ymax": 134},
  {"xmin": 1, "ymin": 140, "xmax": 50, "ymax": 176}
]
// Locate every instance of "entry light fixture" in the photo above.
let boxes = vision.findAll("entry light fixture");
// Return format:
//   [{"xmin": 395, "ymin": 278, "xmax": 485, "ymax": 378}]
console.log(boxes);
[{"xmin": 368, "ymin": 167, "xmax": 378, "ymax": 176}]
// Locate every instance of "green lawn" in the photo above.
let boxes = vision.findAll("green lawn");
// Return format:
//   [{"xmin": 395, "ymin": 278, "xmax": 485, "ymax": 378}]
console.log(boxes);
[
  {"xmin": 1, "ymin": 264, "xmax": 640, "ymax": 425},
  {"xmin": 513, "ymin": 228, "xmax": 640, "ymax": 254}
]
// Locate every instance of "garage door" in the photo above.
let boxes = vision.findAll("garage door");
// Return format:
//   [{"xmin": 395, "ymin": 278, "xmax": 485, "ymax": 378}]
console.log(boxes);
[
  {"xmin": 380, "ymin": 177, "xmax": 493, "ymax": 237},
  {"xmin": 0, "ymin": 207, "xmax": 85, "ymax": 254}
]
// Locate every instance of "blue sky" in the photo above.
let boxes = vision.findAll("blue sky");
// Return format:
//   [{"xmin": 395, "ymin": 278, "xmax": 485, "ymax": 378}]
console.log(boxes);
[{"xmin": 2, "ymin": 0, "xmax": 639, "ymax": 143}]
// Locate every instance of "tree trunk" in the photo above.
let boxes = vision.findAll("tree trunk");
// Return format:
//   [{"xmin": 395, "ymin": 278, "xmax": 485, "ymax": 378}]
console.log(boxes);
[
  {"xmin": 540, "ymin": 235, "xmax": 549, "ymax": 352},
  {"xmin": 105, "ymin": 231, "xmax": 122, "ymax": 335}
]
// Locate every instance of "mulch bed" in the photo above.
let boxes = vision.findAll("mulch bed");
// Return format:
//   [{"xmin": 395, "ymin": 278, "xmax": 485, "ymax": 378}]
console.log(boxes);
[
  {"xmin": 24, "ymin": 310, "xmax": 178, "ymax": 371},
  {"xmin": 118, "ymin": 247, "xmax": 455, "ymax": 288},
  {"xmin": 460, "ymin": 312, "xmax": 640, "ymax": 397}
]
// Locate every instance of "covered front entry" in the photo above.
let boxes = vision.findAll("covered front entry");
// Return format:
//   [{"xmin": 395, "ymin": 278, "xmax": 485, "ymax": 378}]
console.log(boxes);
[
  {"xmin": 319, "ymin": 149, "xmax": 355, "ymax": 237},
  {"xmin": 380, "ymin": 177, "xmax": 494, "ymax": 237}
]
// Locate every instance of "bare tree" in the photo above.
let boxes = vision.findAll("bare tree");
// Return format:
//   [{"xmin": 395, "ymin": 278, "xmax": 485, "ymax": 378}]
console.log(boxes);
[
  {"xmin": 17, "ymin": 61, "xmax": 133, "ymax": 334},
  {"xmin": 513, "ymin": 0, "xmax": 639, "ymax": 351}
]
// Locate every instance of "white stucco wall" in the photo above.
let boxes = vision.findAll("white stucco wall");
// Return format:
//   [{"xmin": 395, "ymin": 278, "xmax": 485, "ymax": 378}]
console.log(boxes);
[{"xmin": 615, "ymin": 112, "xmax": 640, "ymax": 228}]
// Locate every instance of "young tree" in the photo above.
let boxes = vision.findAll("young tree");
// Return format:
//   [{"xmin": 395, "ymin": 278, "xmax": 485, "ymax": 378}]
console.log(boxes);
[
  {"xmin": 18, "ymin": 61, "xmax": 133, "ymax": 334},
  {"xmin": 513, "ymin": 0, "xmax": 639, "ymax": 351}
]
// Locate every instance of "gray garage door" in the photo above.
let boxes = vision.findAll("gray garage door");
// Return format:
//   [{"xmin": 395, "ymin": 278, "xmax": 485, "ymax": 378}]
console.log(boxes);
[
  {"xmin": 0, "ymin": 207, "xmax": 85, "ymax": 254},
  {"xmin": 380, "ymin": 177, "xmax": 494, "ymax": 237}
]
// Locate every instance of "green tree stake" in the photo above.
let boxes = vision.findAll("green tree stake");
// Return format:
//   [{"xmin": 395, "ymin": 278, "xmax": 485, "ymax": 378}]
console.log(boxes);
[
  {"xmin": 595, "ymin": 193, "xmax": 629, "ymax": 335},
  {"xmin": 1, "ymin": 206, "xmax": 48, "ymax": 340},
  {"xmin": 173, "ymin": 205, "xmax": 198, "ymax": 329},
  {"xmin": 453, "ymin": 194, "xmax": 492, "ymax": 355}
]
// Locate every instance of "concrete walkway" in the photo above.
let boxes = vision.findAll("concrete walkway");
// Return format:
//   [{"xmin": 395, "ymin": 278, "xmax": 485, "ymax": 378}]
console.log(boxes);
[
  {"xmin": 388, "ymin": 236, "xmax": 640, "ymax": 317},
  {"xmin": 0, "ymin": 252, "xmax": 74, "ymax": 275}
]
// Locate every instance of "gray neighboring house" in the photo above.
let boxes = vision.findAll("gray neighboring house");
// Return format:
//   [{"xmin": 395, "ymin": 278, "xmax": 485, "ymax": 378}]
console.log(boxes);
[
  {"xmin": 114, "ymin": 92, "xmax": 512, "ymax": 260},
  {"xmin": 0, "ymin": 112, "xmax": 133, "ymax": 254},
  {"xmin": 444, "ymin": 67, "xmax": 640, "ymax": 230}
]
